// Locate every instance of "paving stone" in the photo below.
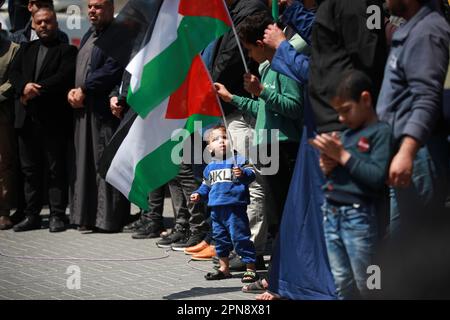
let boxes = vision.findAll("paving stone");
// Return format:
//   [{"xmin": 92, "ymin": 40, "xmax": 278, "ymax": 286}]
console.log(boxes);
[{"xmin": 0, "ymin": 200, "xmax": 254, "ymax": 300}]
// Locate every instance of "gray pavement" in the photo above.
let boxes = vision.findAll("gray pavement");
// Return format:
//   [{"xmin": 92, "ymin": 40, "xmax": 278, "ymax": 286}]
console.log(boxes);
[{"xmin": 0, "ymin": 199, "xmax": 263, "ymax": 300}]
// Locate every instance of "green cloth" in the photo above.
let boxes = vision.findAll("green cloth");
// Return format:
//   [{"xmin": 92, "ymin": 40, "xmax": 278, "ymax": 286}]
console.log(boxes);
[{"xmin": 230, "ymin": 62, "xmax": 303, "ymax": 145}]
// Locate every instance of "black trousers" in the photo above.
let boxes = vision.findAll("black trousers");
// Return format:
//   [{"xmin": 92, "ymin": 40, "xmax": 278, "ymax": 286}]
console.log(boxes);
[
  {"xmin": 145, "ymin": 183, "xmax": 167, "ymax": 224},
  {"xmin": 264, "ymin": 141, "xmax": 300, "ymax": 236},
  {"xmin": 17, "ymin": 118, "xmax": 68, "ymax": 218},
  {"xmin": 168, "ymin": 162, "xmax": 208, "ymax": 233}
]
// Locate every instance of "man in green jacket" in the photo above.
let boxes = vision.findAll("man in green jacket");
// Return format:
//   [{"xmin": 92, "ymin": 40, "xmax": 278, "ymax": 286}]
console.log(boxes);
[{"xmin": 215, "ymin": 11, "xmax": 303, "ymax": 236}]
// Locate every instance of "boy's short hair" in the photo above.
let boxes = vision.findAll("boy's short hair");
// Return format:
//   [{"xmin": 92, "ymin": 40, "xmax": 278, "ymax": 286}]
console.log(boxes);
[
  {"xmin": 237, "ymin": 11, "xmax": 274, "ymax": 45},
  {"xmin": 207, "ymin": 125, "xmax": 227, "ymax": 142},
  {"xmin": 334, "ymin": 70, "xmax": 374, "ymax": 102}
]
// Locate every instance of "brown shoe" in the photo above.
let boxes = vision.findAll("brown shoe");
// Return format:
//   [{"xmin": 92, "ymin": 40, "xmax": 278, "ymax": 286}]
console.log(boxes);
[
  {"xmin": 191, "ymin": 245, "xmax": 216, "ymax": 261},
  {"xmin": 0, "ymin": 216, "xmax": 13, "ymax": 230},
  {"xmin": 184, "ymin": 240, "xmax": 209, "ymax": 255}
]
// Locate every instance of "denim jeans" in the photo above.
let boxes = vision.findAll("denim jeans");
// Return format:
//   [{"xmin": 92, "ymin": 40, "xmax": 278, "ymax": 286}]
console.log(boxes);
[
  {"xmin": 322, "ymin": 200, "xmax": 378, "ymax": 299},
  {"xmin": 389, "ymin": 135, "xmax": 449, "ymax": 237}
]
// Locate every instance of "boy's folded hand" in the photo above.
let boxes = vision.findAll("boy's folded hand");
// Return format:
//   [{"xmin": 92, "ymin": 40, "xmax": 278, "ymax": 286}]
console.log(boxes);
[
  {"xmin": 309, "ymin": 133, "xmax": 350, "ymax": 165},
  {"xmin": 319, "ymin": 153, "xmax": 338, "ymax": 176}
]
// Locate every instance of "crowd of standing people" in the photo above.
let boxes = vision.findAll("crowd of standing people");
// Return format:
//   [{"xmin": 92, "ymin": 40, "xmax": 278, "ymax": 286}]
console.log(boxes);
[{"xmin": 0, "ymin": 0, "xmax": 450, "ymax": 300}]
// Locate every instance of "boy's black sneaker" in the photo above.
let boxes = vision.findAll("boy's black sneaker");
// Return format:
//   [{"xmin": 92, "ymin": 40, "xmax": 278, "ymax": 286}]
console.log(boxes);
[
  {"xmin": 171, "ymin": 231, "xmax": 205, "ymax": 251},
  {"xmin": 169, "ymin": 234, "xmax": 190, "ymax": 251},
  {"xmin": 156, "ymin": 226, "xmax": 188, "ymax": 248}
]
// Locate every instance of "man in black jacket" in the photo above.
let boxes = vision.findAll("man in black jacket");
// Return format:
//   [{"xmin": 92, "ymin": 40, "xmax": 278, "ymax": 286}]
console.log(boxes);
[
  {"xmin": 10, "ymin": 7, "xmax": 77, "ymax": 232},
  {"xmin": 8, "ymin": 0, "xmax": 69, "ymax": 227}
]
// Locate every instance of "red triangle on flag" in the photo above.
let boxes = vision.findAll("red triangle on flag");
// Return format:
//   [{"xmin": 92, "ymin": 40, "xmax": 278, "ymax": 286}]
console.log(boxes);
[
  {"xmin": 179, "ymin": 0, "xmax": 232, "ymax": 27},
  {"xmin": 165, "ymin": 55, "xmax": 222, "ymax": 120}
]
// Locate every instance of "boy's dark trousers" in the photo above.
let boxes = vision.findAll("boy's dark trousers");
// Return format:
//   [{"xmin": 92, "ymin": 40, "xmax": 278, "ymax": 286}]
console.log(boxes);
[{"xmin": 211, "ymin": 205, "xmax": 256, "ymax": 264}]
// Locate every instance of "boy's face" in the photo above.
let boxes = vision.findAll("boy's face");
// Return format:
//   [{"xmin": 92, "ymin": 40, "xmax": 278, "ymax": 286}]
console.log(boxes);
[
  {"xmin": 243, "ymin": 41, "xmax": 266, "ymax": 64},
  {"xmin": 208, "ymin": 128, "xmax": 229, "ymax": 157},
  {"xmin": 332, "ymin": 93, "xmax": 371, "ymax": 130}
]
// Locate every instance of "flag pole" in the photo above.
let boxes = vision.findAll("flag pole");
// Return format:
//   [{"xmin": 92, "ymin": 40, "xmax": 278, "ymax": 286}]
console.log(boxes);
[
  {"xmin": 221, "ymin": 0, "xmax": 254, "ymax": 102},
  {"xmin": 272, "ymin": 0, "xmax": 279, "ymax": 22},
  {"xmin": 222, "ymin": 0, "xmax": 249, "ymax": 75},
  {"xmin": 211, "ymin": 0, "xmax": 250, "ymax": 168},
  {"xmin": 230, "ymin": 23, "xmax": 250, "ymax": 74}
]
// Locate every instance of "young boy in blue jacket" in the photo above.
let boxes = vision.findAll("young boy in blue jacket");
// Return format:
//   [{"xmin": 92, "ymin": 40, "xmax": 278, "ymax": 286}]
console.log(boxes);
[
  {"xmin": 310, "ymin": 70, "xmax": 393, "ymax": 299},
  {"xmin": 190, "ymin": 125, "xmax": 258, "ymax": 283}
]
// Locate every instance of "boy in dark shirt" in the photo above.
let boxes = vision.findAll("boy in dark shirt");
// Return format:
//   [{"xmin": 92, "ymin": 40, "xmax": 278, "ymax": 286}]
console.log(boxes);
[
  {"xmin": 310, "ymin": 70, "xmax": 393, "ymax": 299},
  {"xmin": 191, "ymin": 125, "xmax": 258, "ymax": 283}
]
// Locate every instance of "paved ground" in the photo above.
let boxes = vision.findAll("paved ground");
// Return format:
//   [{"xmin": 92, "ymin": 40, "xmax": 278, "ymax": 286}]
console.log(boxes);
[{"xmin": 0, "ymin": 199, "xmax": 266, "ymax": 300}]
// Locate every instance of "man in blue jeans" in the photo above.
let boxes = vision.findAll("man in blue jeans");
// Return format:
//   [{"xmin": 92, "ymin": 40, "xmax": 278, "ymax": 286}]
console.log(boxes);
[
  {"xmin": 376, "ymin": 0, "xmax": 450, "ymax": 235},
  {"xmin": 375, "ymin": 0, "xmax": 450, "ymax": 298}
]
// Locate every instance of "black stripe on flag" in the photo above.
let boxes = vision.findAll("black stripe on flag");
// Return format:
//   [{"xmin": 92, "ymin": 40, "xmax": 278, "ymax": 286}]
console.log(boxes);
[
  {"xmin": 97, "ymin": 0, "xmax": 163, "ymax": 179},
  {"xmin": 98, "ymin": 107, "xmax": 138, "ymax": 180},
  {"xmin": 95, "ymin": 0, "xmax": 163, "ymax": 68}
]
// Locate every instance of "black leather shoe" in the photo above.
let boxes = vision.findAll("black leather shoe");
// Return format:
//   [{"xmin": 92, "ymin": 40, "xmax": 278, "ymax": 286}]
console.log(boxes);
[
  {"xmin": 10, "ymin": 210, "xmax": 25, "ymax": 225},
  {"xmin": 123, "ymin": 217, "xmax": 146, "ymax": 233},
  {"xmin": 132, "ymin": 222, "xmax": 164, "ymax": 239},
  {"xmin": 13, "ymin": 216, "xmax": 41, "ymax": 232},
  {"xmin": 49, "ymin": 216, "xmax": 67, "ymax": 233}
]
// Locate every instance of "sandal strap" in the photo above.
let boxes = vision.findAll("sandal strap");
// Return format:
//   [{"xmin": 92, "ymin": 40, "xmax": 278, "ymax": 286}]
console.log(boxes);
[
  {"xmin": 245, "ymin": 279, "xmax": 265, "ymax": 290},
  {"xmin": 243, "ymin": 270, "xmax": 256, "ymax": 277}
]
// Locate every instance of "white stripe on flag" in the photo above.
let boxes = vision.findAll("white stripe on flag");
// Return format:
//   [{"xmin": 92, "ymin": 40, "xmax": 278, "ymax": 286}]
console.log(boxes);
[
  {"xmin": 127, "ymin": 0, "xmax": 183, "ymax": 92},
  {"xmin": 105, "ymin": 99, "xmax": 186, "ymax": 197}
]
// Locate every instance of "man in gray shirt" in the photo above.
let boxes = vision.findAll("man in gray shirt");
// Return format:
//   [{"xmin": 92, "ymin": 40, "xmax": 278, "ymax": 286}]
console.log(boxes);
[
  {"xmin": 376, "ymin": 0, "xmax": 450, "ymax": 234},
  {"xmin": 68, "ymin": 0, "xmax": 129, "ymax": 232}
]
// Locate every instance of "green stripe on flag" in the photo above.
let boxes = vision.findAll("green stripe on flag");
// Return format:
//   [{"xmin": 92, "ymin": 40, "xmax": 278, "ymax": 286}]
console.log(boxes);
[
  {"xmin": 127, "ymin": 16, "xmax": 230, "ymax": 118},
  {"xmin": 128, "ymin": 114, "xmax": 220, "ymax": 209}
]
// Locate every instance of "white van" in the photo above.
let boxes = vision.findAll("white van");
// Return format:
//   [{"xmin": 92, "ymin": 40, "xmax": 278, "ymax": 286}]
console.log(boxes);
[{"xmin": 0, "ymin": 2, "xmax": 90, "ymax": 47}]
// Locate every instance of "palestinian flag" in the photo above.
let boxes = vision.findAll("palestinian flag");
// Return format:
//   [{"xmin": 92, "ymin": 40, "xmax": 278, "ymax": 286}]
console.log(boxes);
[
  {"xmin": 94, "ymin": 0, "xmax": 164, "ymax": 68},
  {"xmin": 100, "ymin": 0, "xmax": 232, "ymax": 210}
]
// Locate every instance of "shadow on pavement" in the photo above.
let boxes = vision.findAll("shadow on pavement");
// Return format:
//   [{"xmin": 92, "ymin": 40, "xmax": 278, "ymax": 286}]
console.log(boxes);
[{"xmin": 163, "ymin": 286, "xmax": 245, "ymax": 300}]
